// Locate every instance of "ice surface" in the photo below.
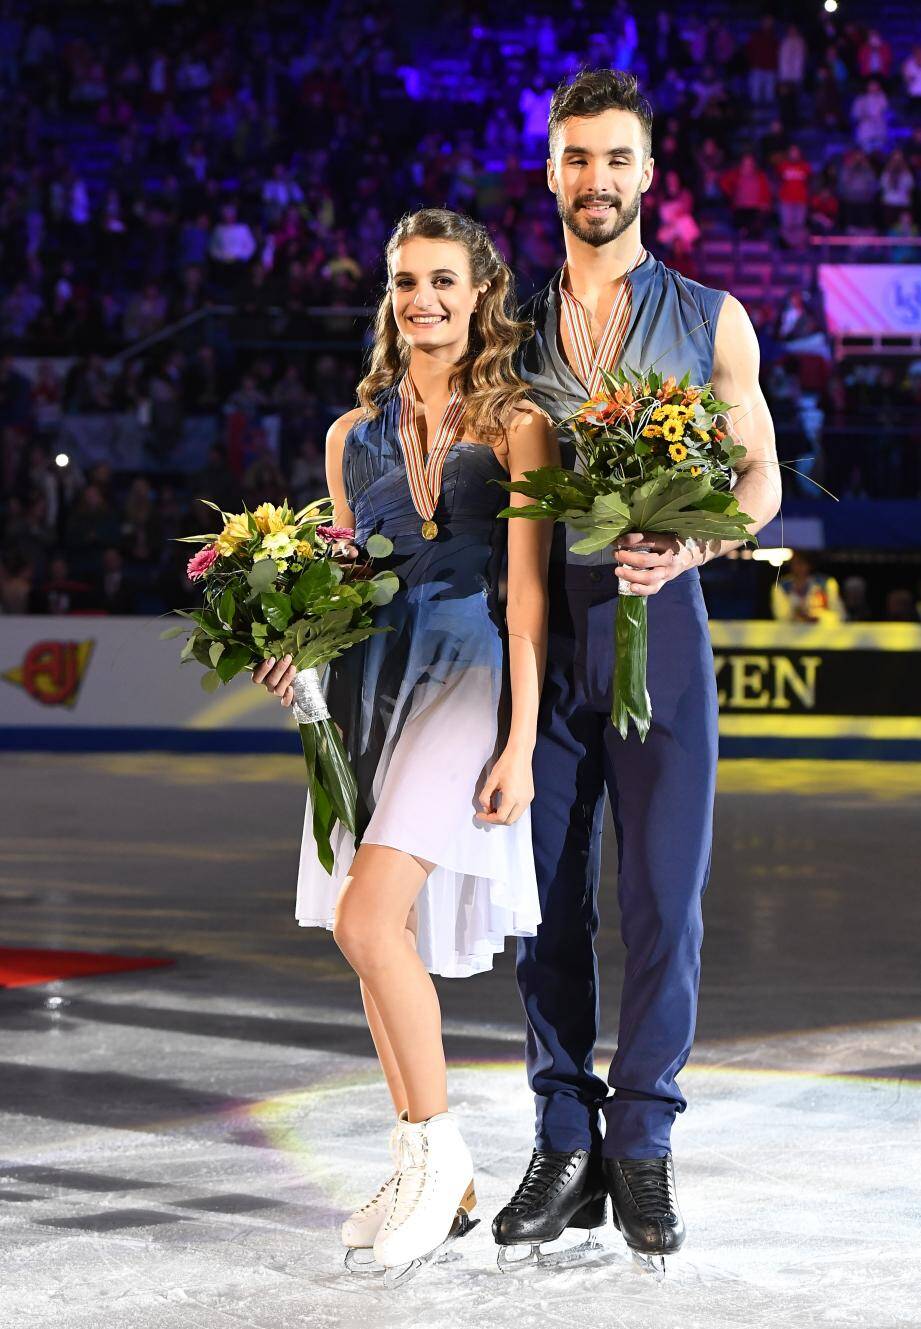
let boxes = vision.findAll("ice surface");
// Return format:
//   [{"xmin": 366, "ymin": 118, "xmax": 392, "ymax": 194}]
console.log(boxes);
[
  {"xmin": 2, "ymin": 754, "xmax": 920, "ymax": 1329},
  {"xmin": 2, "ymin": 1037, "xmax": 920, "ymax": 1329}
]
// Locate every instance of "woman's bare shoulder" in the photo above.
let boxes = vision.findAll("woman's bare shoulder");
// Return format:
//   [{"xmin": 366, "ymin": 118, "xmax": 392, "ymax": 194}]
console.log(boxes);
[{"xmin": 325, "ymin": 407, "xmax": 366, "ymax": 449}]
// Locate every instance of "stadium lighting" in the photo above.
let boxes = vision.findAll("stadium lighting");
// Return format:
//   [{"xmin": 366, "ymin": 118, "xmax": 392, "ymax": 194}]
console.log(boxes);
[
  {"xmin": 824, "ymin": 0, "xmax": 838, "ymax": 12},
  {"xmin": 751, "ymin": 547, "xmax": 794, "ymax": 567},
  {"xmin": 55, "ymin": 453, "xmax": 69, "ymax": 468}
]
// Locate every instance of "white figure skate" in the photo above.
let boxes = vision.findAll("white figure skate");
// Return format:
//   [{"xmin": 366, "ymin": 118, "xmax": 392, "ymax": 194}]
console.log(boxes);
[
  {"xmin": 341, "ymin": 1115, "xmax": 405, "ymax": 1273},
  {"xmin": 373, "ymin": 1112, "xmax": 478, "ymax": 1288}
]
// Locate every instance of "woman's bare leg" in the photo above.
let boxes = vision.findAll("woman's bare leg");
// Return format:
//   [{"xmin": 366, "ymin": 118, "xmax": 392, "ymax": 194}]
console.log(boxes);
[
  {"xmin": 360, "ymin": 970, "xmax": 410, "ymax": 1117},
  {"xmin": 334, "ymin": 844, "xmax": 447, "ymax": 1123}
]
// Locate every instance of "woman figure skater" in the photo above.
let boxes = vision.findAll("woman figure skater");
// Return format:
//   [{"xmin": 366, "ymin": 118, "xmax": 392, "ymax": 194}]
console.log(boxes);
[{"xmin": 253, "ymin": 208, "xmax": 556, "ymax": 1281}]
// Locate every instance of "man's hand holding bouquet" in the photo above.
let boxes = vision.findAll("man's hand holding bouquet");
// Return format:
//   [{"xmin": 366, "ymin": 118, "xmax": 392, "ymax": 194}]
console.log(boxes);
[{"xmin": 500, "ymin": 367, "xmax": 756, "ymax": 739}]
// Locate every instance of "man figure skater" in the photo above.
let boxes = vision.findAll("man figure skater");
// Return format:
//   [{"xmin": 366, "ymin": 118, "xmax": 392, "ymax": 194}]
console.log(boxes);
[{"xmin": 493, "ymin": 70, "xmax": 780, "ymax": 1269}]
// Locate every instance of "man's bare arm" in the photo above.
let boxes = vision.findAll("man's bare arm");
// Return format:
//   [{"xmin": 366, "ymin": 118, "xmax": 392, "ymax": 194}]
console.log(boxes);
[{"xmin": 703, "ymin": 292, "xmax": 781, "ymax": 560}]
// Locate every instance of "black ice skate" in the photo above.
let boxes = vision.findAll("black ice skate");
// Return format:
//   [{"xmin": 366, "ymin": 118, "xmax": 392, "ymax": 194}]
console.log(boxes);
[
  {"xmin": 492, "ymin": 1149, "xmax": 608, "ymax": 1272},
  {"xmin": 603, "ymin": 1153, "xmax": 685, "ymax": 1278}
]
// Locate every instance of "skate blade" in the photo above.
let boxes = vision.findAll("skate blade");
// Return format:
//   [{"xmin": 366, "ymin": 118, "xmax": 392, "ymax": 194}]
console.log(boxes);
[
  {"xmin": 382, "ymin": 1211, "xmax": 479, "ymax": 1289},
  {"xmin": 497, "ymin": 1230, "xmax": 603, "ymax": 1274},
  {"xmin": 344, "ymin": 1246, "xmax": 385, "ymax": 1275},
  {"xmin": 631, "ymin": 1250, "xmax": 666, "ymax": 1282}
]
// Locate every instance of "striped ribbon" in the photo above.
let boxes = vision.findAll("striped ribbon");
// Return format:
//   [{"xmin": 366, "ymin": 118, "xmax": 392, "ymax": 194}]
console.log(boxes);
[
  {"xmin": 396, "ymin": 374, "xmax": 466, "ymax": 523},
  {"xmin": 560, "ymin": 246, "xmax": 645, "ymax": 395}
]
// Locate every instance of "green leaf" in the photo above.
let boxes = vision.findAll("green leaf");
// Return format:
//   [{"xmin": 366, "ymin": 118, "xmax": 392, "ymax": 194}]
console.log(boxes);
[
  {"xmin": 216, "ymin": 644, "xmax": 251, "ymax": 683},
  {"xmin": 500, "ymin": 465, "xmax": 595, "ymax": 501},
  {"xmin": 314, "ymin": 719, "xmax": 358, "ymax": 834},
  {"xmin": 218, "ymin": 587, "xmax": 235, "ymax": 629},
  {"xmin": 251, "ymin": 621, "xmax": 269, "ymax": 644},
  {"xmin": 201, "ymin": 669, "xmax": 221, "ymax": 693},
  {"xmin": 290, "ymin": 560, "xmax": 337, "ymax": 613},
  {"xmin": 247, "ymin": 559, "xmax": 278, "ymax": 592},
  {"xmin": 160, "ymin": 623, "xmax": 187, "ymax": 639},
  {"xmin": 260, "ymin": 592, "xmax": 293, "ymax": 631},
  {"xmin": 368, "ymin": 571, "xmax": 400, "ymax": 606},
  {"xmin": 628, "ymin": 474, "xmax": 712, "ymax": 531},
  {"xmin": 496, "ymin": 503, "xmax": 557, "ymax": 521},
  {"xmin": 365, "ymin": 533, "xmax": 393, "ymax": 559},
  {"xmin": 179, "ymin": 633, "xmax": 198, "ymax": 663},
  {"xmin": 567, "ymin": 490, "xmax": 631, "ymax": 553},
  {"xmin": 208, "ymin": 640, "xmax": 225, "ymax": 667}
]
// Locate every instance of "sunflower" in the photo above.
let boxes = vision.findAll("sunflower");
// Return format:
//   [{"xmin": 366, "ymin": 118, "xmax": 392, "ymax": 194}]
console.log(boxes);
[
  {"xmin": 690, "ymin": 464, "xmax": 702, "ymax": 476},
  {"xmin": 668, "ymin": 441, "xmax": 689, "ymax": 463},
  {"xmin": 662, "ymin": 419, "xmax": 685, "ymax": 443},
  {"xmin": 642, "ymin": 424, "xmax": 662, "ymax": 437}
]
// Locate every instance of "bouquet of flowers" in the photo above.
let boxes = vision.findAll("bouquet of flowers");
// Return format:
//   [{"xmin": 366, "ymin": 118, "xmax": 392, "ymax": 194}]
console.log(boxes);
[
  {"xmin": 164, "ymin": 498, "xmax": 398, "ymax": 869},
  {"xmin": 499, "ymin": 368, "xmax": 756, "ymax": 740}
]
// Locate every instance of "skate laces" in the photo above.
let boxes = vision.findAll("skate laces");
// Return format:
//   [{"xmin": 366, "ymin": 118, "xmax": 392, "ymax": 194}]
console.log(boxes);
[
  {"xmin": 354, "ymin": 1171, "xmax": 397, "ymax": 1216},
  {"xmin": 619, "ymin": 1158, "xmax": 676, "ymax": 1219},
  {"xmin": 507, "ymin": 1150, "xmax": 580, "ymax": 1210},
  {"xmin": 386, "ymin": 1135, "xmax": 428, "ymax": 1229}
]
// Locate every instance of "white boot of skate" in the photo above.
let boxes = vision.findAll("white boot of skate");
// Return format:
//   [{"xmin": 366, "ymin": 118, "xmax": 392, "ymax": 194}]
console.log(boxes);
[
  {"xmin": 341, "ymin": 1114, "xmax": 405, "ymax": 1271},
  {"xmin": 373, "ymin": 1112, "xmax": 477, "ymax": 1287}
]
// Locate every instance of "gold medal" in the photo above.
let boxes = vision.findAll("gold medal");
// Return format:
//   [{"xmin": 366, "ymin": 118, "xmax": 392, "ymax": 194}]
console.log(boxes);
[{"xmin": 421, "ymin": 520, "xmax": 438, "ymax": 540}]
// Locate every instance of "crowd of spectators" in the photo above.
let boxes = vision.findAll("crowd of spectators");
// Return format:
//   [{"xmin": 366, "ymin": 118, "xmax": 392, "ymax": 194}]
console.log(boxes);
[{"xmin": 1, "ymin": 1, "xmax": 920, "ymax": 618}]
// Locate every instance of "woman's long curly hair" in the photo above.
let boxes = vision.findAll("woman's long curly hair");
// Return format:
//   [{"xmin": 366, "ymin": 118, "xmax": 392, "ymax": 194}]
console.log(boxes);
[{"xmin": 356, "ymin": 209, "xmax": 531, "ymax": 445}]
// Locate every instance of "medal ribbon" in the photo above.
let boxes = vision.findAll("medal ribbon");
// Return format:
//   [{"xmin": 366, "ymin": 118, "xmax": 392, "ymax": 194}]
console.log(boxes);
[
  {"xmin": 560, "ymin": 246, "xmax": 645, "ymax": 395},
  {"xmin": 396, "ymin": 374, "xmax": 466, "ymax": 522}
]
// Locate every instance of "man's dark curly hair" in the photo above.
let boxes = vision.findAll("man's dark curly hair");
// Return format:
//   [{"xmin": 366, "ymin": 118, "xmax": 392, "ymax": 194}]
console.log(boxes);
[{"xmin": 548, "ymin": 69, "xmax": 654, "ymax": 158}]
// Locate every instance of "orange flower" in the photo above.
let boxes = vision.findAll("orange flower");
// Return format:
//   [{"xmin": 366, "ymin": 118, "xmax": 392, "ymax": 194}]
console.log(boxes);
[{"xmin": 656, "ymin": 375, "xmax": 678, "ymax": 401}]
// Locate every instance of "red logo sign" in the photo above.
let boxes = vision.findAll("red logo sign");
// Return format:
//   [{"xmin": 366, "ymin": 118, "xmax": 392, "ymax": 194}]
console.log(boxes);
[{"xmin": 2, "ymin": 640, "xmax": 94, "ymax": 707}]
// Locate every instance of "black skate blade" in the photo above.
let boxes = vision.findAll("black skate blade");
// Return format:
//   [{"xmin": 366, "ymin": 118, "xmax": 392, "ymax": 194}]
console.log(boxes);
[
  {"xmin": 344, "ymin": 1246, "xmax": 385, "ymax": 1275},
  {"xmin": 382, "ymin": 1211, "xmax": 479, "ymax": 1289},
  {"xmin": 631, "ymin": 1250, "xmax": 666, "ymax": 1281},
  {"xmin": 497, "ymin": 1230, "xmax": 604, "ymax": 1274}
]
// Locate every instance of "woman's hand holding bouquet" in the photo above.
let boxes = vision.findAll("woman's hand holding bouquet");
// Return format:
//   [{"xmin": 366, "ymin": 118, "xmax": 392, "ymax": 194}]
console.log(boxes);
[{"xmin": 166, "ymin": 498, "xmax": 398, "ymax": 868}]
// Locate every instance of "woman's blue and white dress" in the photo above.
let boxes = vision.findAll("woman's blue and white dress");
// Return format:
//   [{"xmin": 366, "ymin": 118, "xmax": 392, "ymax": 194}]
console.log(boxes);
[{"xmin": 295, "ymin": 389, "xmax": 540, "ymax": 977}]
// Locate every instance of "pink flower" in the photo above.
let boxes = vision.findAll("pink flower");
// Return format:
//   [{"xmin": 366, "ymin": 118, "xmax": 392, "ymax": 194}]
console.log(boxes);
[
  {"xmin": 317, "ymin": 525, "xmax": 355, "ymax": 542},
  {"xmin": 187, "ymin": 544, "xmax": 219, "ymax": 581}
]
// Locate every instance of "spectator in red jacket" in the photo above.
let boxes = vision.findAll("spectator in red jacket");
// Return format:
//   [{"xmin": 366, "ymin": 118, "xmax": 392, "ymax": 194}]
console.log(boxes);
[
  {"xmin": 776, "ymin": 144, "xmax": 811, "ymax": 248},
  {"xmin": 721, "ymin": 152, "xmax": 773, "ymax": 237}
]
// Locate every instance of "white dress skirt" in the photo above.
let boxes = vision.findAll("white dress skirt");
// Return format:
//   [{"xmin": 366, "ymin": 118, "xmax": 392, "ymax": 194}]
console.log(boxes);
[{"xmin": 294, "ymin": 429, "xmax": 541, "ymax": 979}]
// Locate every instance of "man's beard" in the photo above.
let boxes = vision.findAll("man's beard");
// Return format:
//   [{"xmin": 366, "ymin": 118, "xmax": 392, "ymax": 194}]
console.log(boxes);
[{"xmin": 556, "ymin": 185, "xmax": 643, "ymax": 248}]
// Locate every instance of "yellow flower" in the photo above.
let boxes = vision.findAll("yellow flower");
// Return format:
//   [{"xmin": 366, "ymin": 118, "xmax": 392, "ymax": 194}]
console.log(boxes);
[
  {"xmin": 214, "ymin": 512, "xmax": 250, "ymax": 556},
  {"xmin": 690, "ymin": 465, "xmax": 702, "ymax": 476},
  {"xmin": 642, "ymin": 425, "xmax": 662, "ymax": 437},
  {"xmin": 253, "ymin": 502, "xmax": 292, "ymax": 535},
  {"xmin": 260, "ymin": 531, "xmax": 298, "ymax": 561},
  {"xmin": 295, "ymin": 539, "xmax": 314, "ymax": 558},
  {"xmin": 668, "ymin": 442, "xmax": 688, "ymax": 462},
  {"xmin": 662, "ymin": 419, "xmax": 685, "ymax": 443}
]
